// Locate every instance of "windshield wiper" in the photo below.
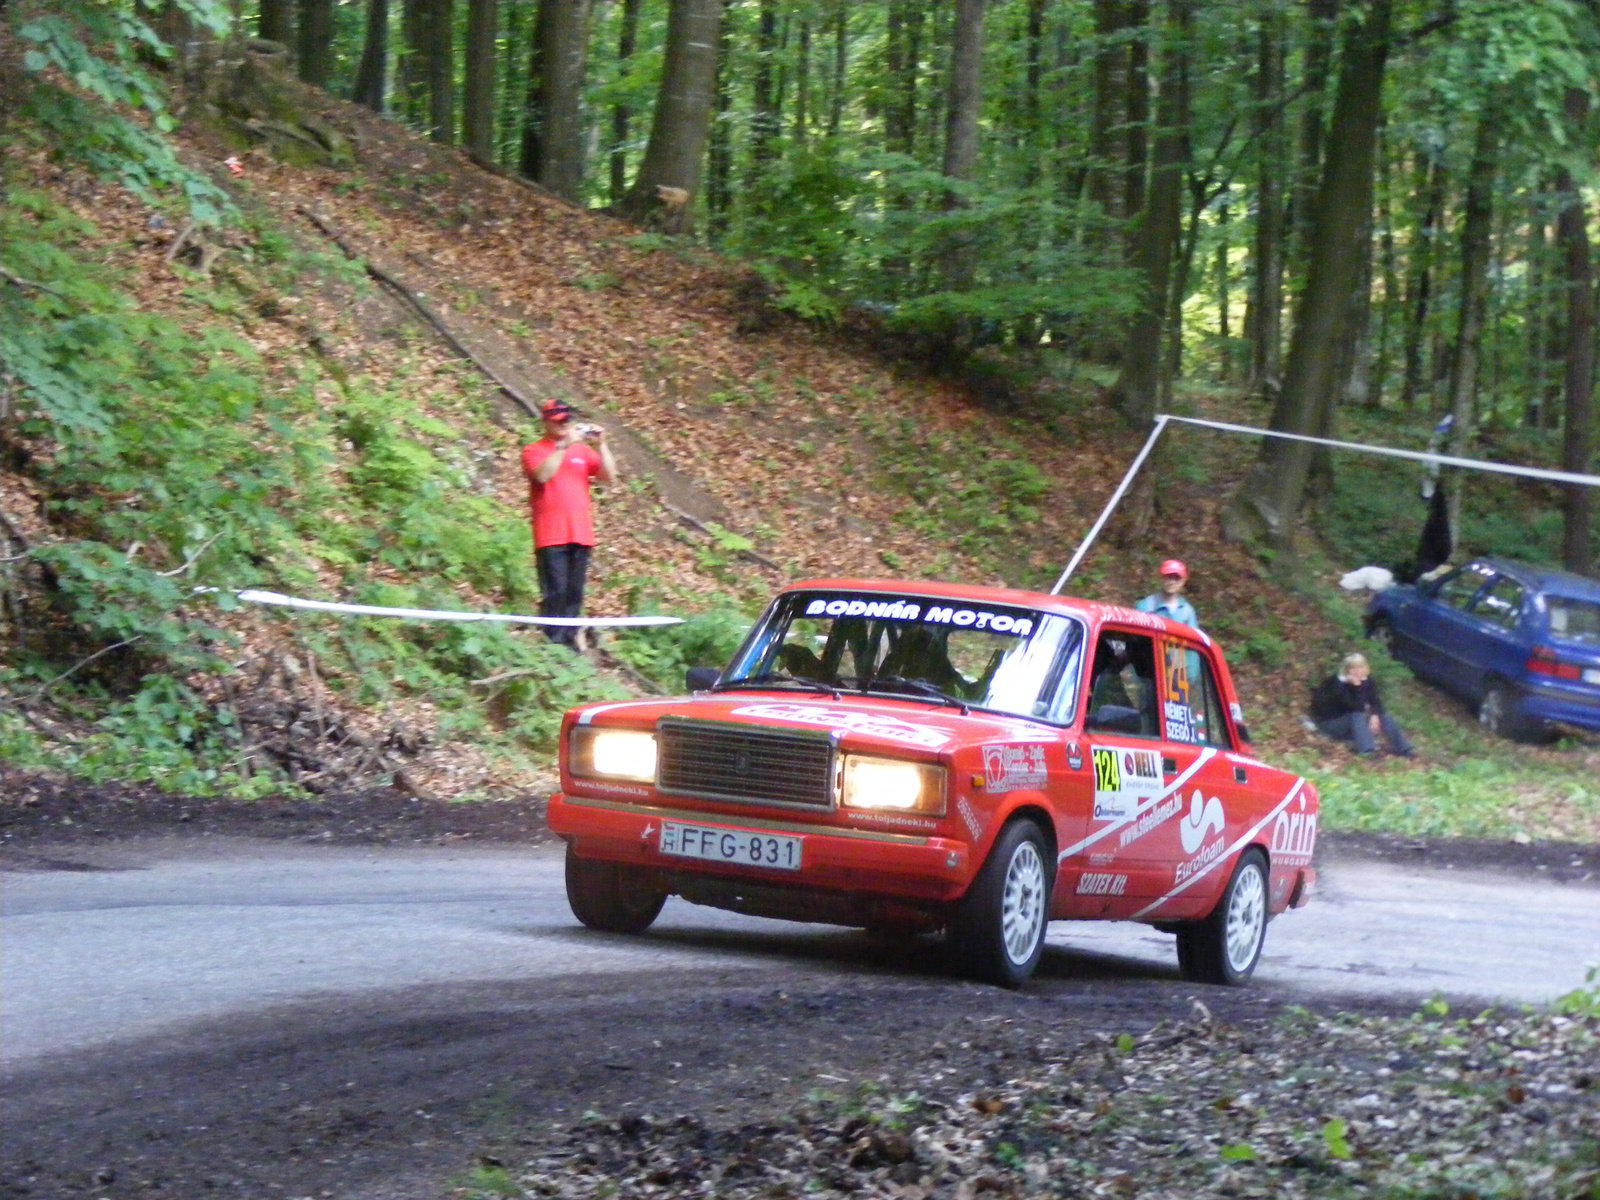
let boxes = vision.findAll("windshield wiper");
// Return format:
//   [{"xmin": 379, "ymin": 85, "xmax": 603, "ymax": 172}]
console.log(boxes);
[
  {"xmin": 864, "ymin": 675, "xmax": 970, "ymax": 713},
  {"xmin": 715, "ymin": 673, "xmax": 841, "ymax": 699}
]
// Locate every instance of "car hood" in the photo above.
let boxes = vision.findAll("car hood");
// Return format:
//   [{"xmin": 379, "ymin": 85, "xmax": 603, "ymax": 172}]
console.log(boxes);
[{"xmin": 570, "ymin": 690, "xmax": 1064, "ymax": 755}]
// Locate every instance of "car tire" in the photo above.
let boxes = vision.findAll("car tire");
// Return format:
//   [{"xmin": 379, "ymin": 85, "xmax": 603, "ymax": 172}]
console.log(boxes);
[
  {"xmin": 1175, "ymin": 848, "xmax": 1268, "ymax": 987},
  {"xmin": 1367, "ymin": 616, "xmax": 1396, "ymax": 657},
  {"xmin": 565, "ymin": 846, "xmax": 667, "ymax": 934},
  {"xmin": 1478, "ymin": 682, "xmax": 1529, "ymax": 742},
  {"xmin": 947, "ymin": 819, "xmax": 1052, "ymax": 988}
]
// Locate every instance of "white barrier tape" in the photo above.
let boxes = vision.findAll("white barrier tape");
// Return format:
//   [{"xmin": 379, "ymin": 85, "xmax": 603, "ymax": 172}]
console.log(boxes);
[
  {"xmin": 233, "ymin": 589, "xmax": 683, "ymax": 627},
  {"xmin": 1053, "ymin": 413, "xmax": 1600, "ymax": 589},
  {"xmin": 1163, "ymin": 414, "xmax": 1600, "ymax": 489}
]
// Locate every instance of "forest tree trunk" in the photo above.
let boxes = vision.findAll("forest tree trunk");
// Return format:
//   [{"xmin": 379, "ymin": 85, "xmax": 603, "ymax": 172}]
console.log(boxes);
[
  {"xmin": 463, "ymin": 0, "xmax": 498, "ymax": 156},
  {"xmin": 1023, "ymin": 0, "xmax": 1046, "ymax": 186},
  {"xmin": 424, "ymin": 0, "xmax": 454, "ymax": 142},
  {"xmin": 706, "ymin": 6, "xmax": 732, "ymax": 232},
  {"xmin": 828, "ymin": 0, "xmax": 847, "ymax": 137},
  {"xmin": 610, "ymin": 0, "xmax": 641, "ymax": 202},
  {"xmin": 1249, "ymin": 0, "xmax": 1286, "ymax": 399},
  {"xmin": 939, "ymin": 0, "xmax": 987, "ymax": 292},
  {"xmin": 351, "ymin": 0, "xmax": 389, "ymax": 112},
  {"xmin": 522, "ymin": 0, "xmax": 593, "ymax": 198},
  {"xmin": 296, "ymin": 0, "xmax": 332, "ymax": 86},
  {"xmin": 1111, "ymin": 0, "xmax": 1190, "ymax": 426},
  {"xmin": 749, "ymin": 0, "xmax": 780, "ymax": 175},
  {"xmin": 1122, "ymin": 0, "xmax": 1149, "ymax": 238},
  {"xmin": 259, "ymin": 0, "xmax": 293, "ymax": 46},
  {"xmin": 1400, "ymin": 153, "xmax": 1446, "ymax": 409},
  {"xmin": 1443, "ymin": 107, "xmax": 1500, "ymax": 546},
  {"xmin": 1088, "ymin": 0, "xmax": 1126, "ymax": 230},
  {"xmin": 620, "ymin": 0, "xmax": 723, "ymax": 229},
  {"xmin": 1222, "ymin": 0, "xmax": 1392, "ymax": 546},
  {"xmin": 1557, "ymin": 89, "xmax": 1595, "ymax": 574},
  {"xmin": 1290, "ymin": 0, "xmax": 1338, "ymax": 272}
]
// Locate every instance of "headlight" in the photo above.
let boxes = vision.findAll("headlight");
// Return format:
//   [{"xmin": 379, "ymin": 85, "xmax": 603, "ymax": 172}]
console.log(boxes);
[
  {"xmin": 570, "ymin": 727, "xmax": 658, "ymax": 782},
  {"xmin": 841, "ymin": 755, "xmax": 946, "ymax": 815}
]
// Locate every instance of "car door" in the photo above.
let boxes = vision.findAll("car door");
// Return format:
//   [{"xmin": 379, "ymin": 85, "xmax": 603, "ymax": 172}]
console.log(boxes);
[
  {"xmin": 1144, "ymin": 635, "xmax": 1245, "ymax": 921},
  {"xmin": 1062, "ymin": 626, "xmax": 1168, "ymax": 913},
  {"xmin": 1410, "ymin": 562, "xmax": 1496, "ymax": 691},
  {"xmin": 1460, "ymin": 574, "xmax": 1530, "ymax": 699}
]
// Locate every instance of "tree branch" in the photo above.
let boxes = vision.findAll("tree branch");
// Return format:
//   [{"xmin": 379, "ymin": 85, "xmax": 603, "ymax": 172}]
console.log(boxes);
[
  {"xmin": 296, "ymin": 207, "xmax": 543, "ymax": 422},
  {"xmin": 5, "ymin": 636, "xmax": 143, "ymax": 708},
  {"xmin": 0, "ymin": 266, "xmax": 69, "ymax": 301}
]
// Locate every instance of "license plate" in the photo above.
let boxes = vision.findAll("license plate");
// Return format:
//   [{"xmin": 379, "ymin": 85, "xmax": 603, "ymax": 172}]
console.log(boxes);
[
  {"xmin": 1585, "ymin": 668, "xmax": 1600, "ymax": 685},
  {"xmin": 659, "ymin": 821, "xmax": 803, "ymax": 870}
]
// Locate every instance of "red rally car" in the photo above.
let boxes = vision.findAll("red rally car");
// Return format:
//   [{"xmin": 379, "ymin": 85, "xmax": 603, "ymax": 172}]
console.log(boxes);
[{"xmin": 547, "ymin": 579, "xmax": 1318, "ymax": 987}]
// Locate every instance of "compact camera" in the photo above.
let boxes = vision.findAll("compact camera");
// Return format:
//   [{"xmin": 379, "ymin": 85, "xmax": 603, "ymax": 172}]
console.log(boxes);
[{"xmin": 573, "ymin": 422, "xmax": 602, "ymax": 440}]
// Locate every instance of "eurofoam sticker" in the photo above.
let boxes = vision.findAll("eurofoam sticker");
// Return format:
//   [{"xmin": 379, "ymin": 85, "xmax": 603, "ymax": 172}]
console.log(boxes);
[
  {"xmin": 730, "ymin": 703, "xmax": 950, "ymax": 749},
  {"xmin": 1090, "ymin": 745, "xmax": 1163, "ymax": 821},
  {"xmin": 982, "ymin": 742, "xmax": 1048, "ymax": 792}
]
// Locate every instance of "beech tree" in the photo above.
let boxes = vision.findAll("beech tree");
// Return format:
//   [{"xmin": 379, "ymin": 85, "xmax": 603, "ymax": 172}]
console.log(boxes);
[
  {"xmin": 1223, "ymin": 0, "xmax": 1392, "ymax": 545},
  {"xmin": 463, "ymin": 0, "xmax": 498, "ymax": 156},
  {"xmin": 521, "ymin": 0, "xmax": 593, "ymax": 197},
  {"xmin": 620, "ymin": 0, "xmax": 722, "ymax": 228}
]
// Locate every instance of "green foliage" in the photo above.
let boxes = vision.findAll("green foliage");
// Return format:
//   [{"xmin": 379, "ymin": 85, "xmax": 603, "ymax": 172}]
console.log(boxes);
[
  {"xmin": 1320, "ymin": 1117, "xmax": 1352, "ymax": 1161},
  {"xmin": 724, "ymin": 153, "xmax": 1141, "ymax": 349},
  {"xmin": 0, "ymin": 181, "xmax": 633, "ymax": 794},
  {"xmin": 865, "ymin": 410, "xmax": 1051, "ymax": 580},
  {"xmin": 12, "ymin": 0, "xmax": 237, "ymax": 225},
  {"xmin": 1552, "ymin": 966, "xmax": 1600, "ymax": 1017},
  {"xmin": 612, "ymin": 607, "xmax": 753, "ymax": 691}
]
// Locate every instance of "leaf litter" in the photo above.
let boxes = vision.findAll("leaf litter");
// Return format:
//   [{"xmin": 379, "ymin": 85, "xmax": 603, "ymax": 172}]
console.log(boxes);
[{"xmin": 489, "ymin": 1001, "xmax": 1599, "ymax": 1200}]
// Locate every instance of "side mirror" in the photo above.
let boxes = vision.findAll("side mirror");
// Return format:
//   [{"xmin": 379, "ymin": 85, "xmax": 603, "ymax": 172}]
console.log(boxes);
[
  {"xmin": 685, "ymin": 666, "xmax": 721, "ymax": 692},
  {"xmin": 1085, "ymin": 704, "xmax": 1143, "ymax": 735},
  {"xmin": 1235, "ymin": 722, "xmax": 1251, "ymax": 745}
]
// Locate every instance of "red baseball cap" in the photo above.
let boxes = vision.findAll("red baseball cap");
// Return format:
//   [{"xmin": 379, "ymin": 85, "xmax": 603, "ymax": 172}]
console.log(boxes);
[
  {"xmin": 541, "ymin": 398, "xmax": 575, "ymax": 420},
  {"xmin": 1159, "ymin": 559, "xmax": 1188, "ymax": 580}
]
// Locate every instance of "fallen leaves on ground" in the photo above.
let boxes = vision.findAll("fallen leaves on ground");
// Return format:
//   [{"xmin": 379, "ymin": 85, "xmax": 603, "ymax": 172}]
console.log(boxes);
[{"xmin": 488, "ymin": 1001, "xmax": 1599, "ymax": 1200}]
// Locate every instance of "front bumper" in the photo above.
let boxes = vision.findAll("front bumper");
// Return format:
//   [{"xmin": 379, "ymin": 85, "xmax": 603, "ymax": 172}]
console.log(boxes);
[{"xmin": 547, "ymin": 791, "xmax": 974, "ymax": 903}]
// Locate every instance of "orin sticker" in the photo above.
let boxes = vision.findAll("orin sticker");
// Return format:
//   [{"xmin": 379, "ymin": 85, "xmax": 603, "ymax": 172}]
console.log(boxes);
[
  {"xmin": 982, "ymin": 743, "xmax": 1047, "ymax": 792},
  {"xmin": 1066, "ymin": 740, "xmax": 1083, "ymax": 771},
  {"xmin": 1091, "ymin": 745, "xmax": 1162, "ymax": 822}
]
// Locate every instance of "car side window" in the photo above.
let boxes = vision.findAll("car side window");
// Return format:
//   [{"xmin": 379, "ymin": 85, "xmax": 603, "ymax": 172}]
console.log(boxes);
[
  {"xmin": 1472, "ymin": 577, "xmax": 1526, "ymax": 630},
  {"xmin": 1163, "ymin": 643, "xmax": 1232, "ymax": 749},
  {"xmin": 1437, "ymin": 564, "xmax": 1495, "ymax": 610},
  {"xmin": 1086, "ymin": 631, "xmax": 1159, "ymax": 737}
]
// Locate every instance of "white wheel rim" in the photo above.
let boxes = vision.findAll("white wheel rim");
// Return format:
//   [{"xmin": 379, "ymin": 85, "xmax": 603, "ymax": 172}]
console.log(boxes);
[
  {"xmin": 1224, "ymin": 863, "xmax": 1266, "ymax": 974},
  {"xmin": 1481, "ymin": 690, "xmax": 1501, "ymax": 731},
  {"xmin": 1000, "ymin": 840, "xmax": 1047, "ymax": 965}
]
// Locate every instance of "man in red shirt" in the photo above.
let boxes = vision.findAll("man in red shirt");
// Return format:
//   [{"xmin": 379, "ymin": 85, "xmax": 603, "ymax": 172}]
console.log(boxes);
[{"xmin": 522, "ymin": 398, "xmax": 618, "ymax": 648}]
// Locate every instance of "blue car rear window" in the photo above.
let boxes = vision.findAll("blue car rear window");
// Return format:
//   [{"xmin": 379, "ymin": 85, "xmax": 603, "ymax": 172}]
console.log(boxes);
[{"xmin": 1548, "ymin": 598, "xmax": 1600, "ymax": 646}]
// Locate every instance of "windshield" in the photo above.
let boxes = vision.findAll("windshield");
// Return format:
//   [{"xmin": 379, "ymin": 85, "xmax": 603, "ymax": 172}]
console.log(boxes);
[
  {"xmin": 1548, "ymin": 597, "xmax": 1600, "ymax": 646},
  {"xmin": 724, "ymin": 591, "xmax": 1086, "ymax": 723}
]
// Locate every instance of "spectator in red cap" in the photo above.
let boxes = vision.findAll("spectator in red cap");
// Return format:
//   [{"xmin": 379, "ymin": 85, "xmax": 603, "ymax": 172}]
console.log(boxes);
[
  {"xmin": 1135, "ymin": 559, "xmax": 1199, "ymax": 629},
  {"xmin": 522, "ymin": 398, "xmax": 617, "ymax": 649}
]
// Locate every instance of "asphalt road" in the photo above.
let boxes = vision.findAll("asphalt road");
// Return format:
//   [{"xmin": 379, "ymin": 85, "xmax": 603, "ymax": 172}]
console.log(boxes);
[{"xmin": 6, "ymin": 837, "xmax": 1598, "ymax": 1068}]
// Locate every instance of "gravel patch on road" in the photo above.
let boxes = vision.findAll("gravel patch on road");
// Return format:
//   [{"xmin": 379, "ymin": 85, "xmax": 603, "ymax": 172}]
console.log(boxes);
[{"xmin": 500, "ymin": 1000, "xmax": 1600, "ymax": 1200}]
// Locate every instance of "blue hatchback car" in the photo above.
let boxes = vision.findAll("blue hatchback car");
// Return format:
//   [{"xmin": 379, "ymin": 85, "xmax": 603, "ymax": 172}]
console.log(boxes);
[{"xmin": 1364, "ymin": 557, "xmax": 1600, "ymax": 740}]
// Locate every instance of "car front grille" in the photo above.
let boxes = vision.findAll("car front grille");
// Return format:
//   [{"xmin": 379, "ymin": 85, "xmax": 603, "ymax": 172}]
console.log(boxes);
[{"xmin": 656, "ymin": 718, "xmax": 836, "ymax": 810}]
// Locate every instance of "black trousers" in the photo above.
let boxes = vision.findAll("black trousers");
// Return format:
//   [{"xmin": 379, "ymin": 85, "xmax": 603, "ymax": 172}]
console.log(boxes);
[{"xmin": 536, "ymin": 543, "xmax": 591, "ymax": 648}]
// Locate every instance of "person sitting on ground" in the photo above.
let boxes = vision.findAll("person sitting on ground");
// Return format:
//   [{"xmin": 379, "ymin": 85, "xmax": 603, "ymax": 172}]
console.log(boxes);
[
  {"xmin": 1135, "ymin": 559, "xmax": 1199, "ymax": 629},
  {"xmin": 1308, "ymin": 652, "xmax": 1414, "ymax": 758}
]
